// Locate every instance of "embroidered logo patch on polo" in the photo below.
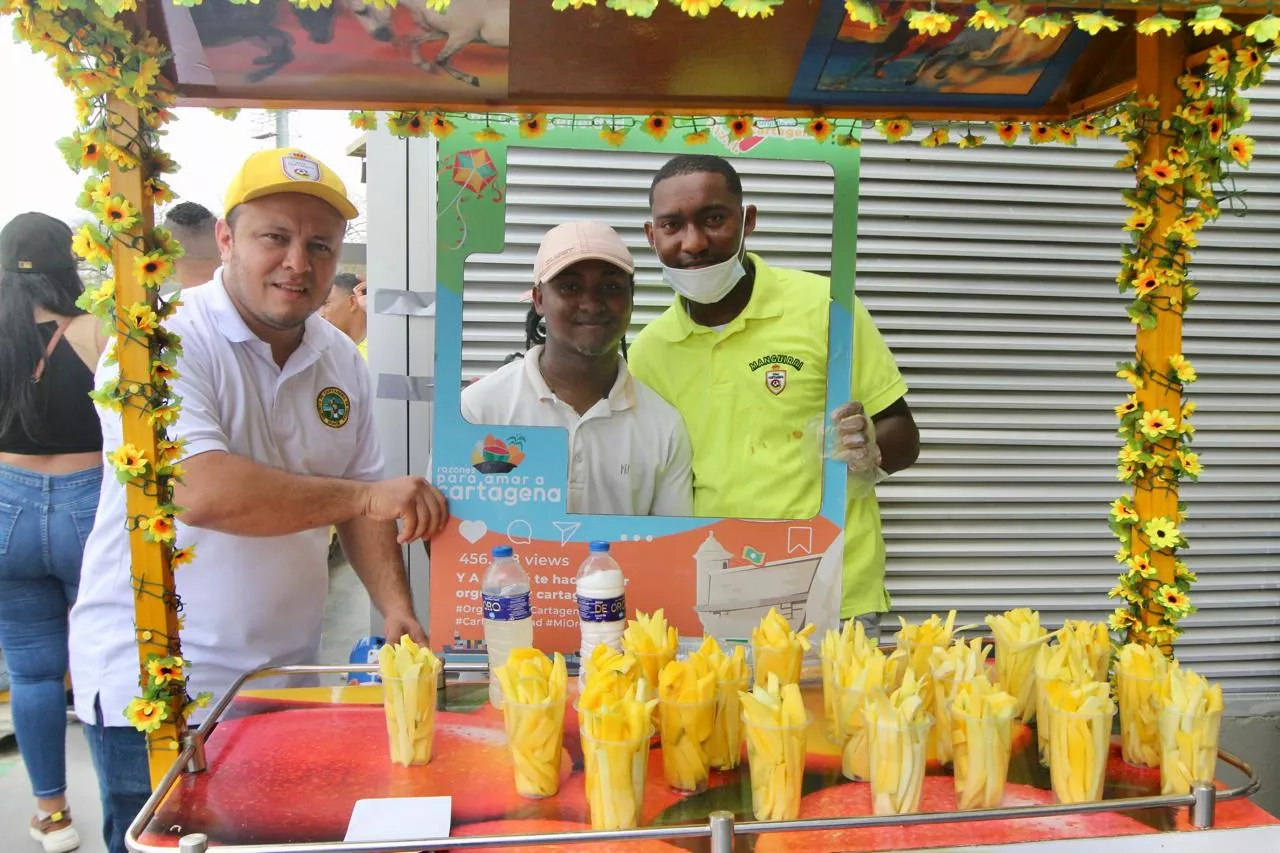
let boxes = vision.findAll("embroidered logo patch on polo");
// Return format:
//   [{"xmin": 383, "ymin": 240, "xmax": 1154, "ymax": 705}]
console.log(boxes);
[
  {"xmin": 317, "ymin": 386, "xmax": 350, "ymax": 428},
  {"xmin": 282, "ymin": 153, "xmax": 322, "ymax": 183},
  {"xmin": 765, "ymin": 366, "xmax": 787, "ymax": 395}
]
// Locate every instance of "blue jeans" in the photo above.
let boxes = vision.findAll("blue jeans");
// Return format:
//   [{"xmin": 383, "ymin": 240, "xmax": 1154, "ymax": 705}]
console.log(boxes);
[
  {"xmin": 83, "ymin": 698, "xmax": 151, "ymax": 853},
  {"xmin": 0, "ymin": 461, "xmax": 101, "ymax": 798}
]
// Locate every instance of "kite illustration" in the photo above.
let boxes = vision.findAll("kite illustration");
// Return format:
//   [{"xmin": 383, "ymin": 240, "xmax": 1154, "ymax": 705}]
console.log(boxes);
[{"xmin": 438, "ymin": 147, "xmax": 505, "ymax": 250}]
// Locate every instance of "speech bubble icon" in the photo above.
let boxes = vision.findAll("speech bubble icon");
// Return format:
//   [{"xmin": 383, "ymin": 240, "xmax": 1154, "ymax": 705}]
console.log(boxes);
[
  {"xmin": 459, "ymin": 519, "xmax": 487, "ymax": 544},
  {"xmin": 506, "ymin": 520, "xmax": 533, "ymax": 545}
]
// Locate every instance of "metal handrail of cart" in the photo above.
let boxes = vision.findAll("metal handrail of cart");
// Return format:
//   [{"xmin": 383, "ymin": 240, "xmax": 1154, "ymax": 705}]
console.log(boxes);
[{"xmin": 127, "ymin": 663, "xmax": 1263, "ymax": 853}]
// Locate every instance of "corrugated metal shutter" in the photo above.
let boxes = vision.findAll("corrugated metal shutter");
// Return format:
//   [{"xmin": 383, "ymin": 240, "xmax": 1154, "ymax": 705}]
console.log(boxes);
[
  {"xmin": 453, "ymin": 66, "xmax": 1279, "ymax": 704},
  {"xmin": 865, "ymin": 64, "xmax": 1280, "ymax": 706}
]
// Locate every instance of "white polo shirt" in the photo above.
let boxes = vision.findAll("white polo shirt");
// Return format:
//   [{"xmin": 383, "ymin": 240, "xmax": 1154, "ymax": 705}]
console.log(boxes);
[
  {"xmin": 70, "ymin": 271, "xmax": 383, "ymax": 726},
  {"xmin": 461, "ymin": 346, "xmax": 693, "ymax": 516}
]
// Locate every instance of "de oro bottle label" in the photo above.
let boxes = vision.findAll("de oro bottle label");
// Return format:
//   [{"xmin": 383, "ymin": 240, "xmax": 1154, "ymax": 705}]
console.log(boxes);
[
  {"xmin": 577, "ymin": 595, "xmax": 626, "ymax": 623},
  {"xmin": 483, "ymin": 592, "xmax": 532, "ymax": 622}
]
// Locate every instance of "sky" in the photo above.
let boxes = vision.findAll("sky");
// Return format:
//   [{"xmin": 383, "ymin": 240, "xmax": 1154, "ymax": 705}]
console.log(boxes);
[{"xmin": 0, "ymin": 36, "xmax": 366, "ymax": 238}]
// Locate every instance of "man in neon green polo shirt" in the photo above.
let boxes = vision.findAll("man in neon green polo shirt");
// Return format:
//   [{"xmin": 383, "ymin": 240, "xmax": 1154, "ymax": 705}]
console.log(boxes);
[{"xmin": 627, "ymin": 154, "xmax": 920, "ymax": 636}]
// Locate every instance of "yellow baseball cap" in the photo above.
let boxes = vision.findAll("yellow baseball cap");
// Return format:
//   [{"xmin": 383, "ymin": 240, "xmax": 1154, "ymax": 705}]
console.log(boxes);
[{"xmin": 224, "ymin": 147, "xmax": 358, "ymax": 221}]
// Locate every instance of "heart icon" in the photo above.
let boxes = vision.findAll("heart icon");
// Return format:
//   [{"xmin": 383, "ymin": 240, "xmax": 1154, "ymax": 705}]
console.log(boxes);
[{"xmin": 459, "ymin": 519, "xmax": 488, "ymax": 544}]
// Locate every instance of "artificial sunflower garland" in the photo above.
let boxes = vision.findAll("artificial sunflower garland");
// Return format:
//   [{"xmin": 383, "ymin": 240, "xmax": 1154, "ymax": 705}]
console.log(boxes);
[{"xmin": 3, "ymin": 0, "xmax": 207, "ymax": 753}]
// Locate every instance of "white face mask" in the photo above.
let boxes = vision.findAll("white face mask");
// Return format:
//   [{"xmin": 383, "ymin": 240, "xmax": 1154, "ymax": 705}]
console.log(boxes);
[{"xmin": 658, "ymin": 211, "xmax": 747, "ymax": 305}]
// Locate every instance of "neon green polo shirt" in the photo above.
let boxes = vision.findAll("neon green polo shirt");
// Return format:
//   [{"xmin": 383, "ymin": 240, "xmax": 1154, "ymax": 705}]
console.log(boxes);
[{"xmin": 628, "ymin": 254, "xmax": 908, "ymax": 620}]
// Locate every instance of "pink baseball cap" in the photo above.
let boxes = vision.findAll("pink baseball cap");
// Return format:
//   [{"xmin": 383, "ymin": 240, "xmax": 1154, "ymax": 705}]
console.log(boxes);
[{"xmin": 533, "ymin": 220, "xmax": 634, "ymax": 285}]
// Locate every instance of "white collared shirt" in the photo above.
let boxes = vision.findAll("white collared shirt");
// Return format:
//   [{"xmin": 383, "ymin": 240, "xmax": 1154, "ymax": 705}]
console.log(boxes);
[
  {"xmin": 461, "ymin": 346, "xmax": 693, "ymax": 516},
  {"xmin": 70, "ymin": 271, "xmax": 383, "ymax": 726}
]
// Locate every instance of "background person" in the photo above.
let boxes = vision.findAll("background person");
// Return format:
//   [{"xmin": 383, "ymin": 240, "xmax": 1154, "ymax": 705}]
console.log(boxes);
[
  {"xmin": 162, "ymin": 201, "xmax": 219, "ymax": 289},
  {"xmin": 463, "ymin": 220, "xmax": 692, "ymax": 516},
  {"xmin": 628, "ymin": 155, "xmax": 920, "ymax": 638},
  {"xmin": 68, "ymin": 148, "xmax": 449, "ymax": 853},
  {"xmin": 320, "ymin": 271, "xmax": 368, "ymax": 359},
  {"xmin": 0, "ymin": 212, "xmax": 110, "ymax": 853}
]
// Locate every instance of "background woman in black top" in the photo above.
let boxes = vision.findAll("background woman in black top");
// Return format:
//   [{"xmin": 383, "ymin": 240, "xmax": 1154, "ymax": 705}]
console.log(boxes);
[{"xmin": 0, "ymin": 212, "xmax": 110, "ymax": 853}]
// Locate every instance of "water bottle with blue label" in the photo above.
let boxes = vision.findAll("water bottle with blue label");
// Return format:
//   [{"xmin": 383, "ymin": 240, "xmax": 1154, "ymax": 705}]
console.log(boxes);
[
  {"xmin": 575, "ymin": 541, "xmax": 626, "ymax": 683},
  {"xmin": 482, "ymin": 545, "xmax": 533, "ymax": 708}
]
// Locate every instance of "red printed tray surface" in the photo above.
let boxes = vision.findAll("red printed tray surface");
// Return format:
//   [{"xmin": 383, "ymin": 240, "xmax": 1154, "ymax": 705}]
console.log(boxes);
[{"xmin": 140, "ymin": 682, "xmax": 1275, "ymax": 851}]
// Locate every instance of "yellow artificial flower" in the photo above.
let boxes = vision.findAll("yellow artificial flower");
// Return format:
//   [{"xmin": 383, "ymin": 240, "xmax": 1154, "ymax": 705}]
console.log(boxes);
[
  {"xmin": 1205, "ymin": 115, "xmax": 1225, "ymax": 144},
  {"xmin": 1108, "ymin": 608, "xmax": 1139, "ymax": 633},
  {"xmin": 146, "ymin": 657, "xmax": 185, "ymax": 687},
  {"xmin": 1245, "ymin": 14, "xmax": 1280, "ymax": 44},
  {"xmin": 1136, "ymin": 14, "xmax": 1181, "ymax": 37},
  {"xmin": 957, "ymin": 131, "xmax": 984, "ymax": 149},
  {"xmin": 1181, "ymin": 400, "xmax": 1197, "ymax": 419},
  {"xmin": 1236, "ymin": 46, "xmax": 1263, "ymax": 76},
  {"xmin": 349, "ymin": 110, "xmax": 376, "ymax": 131},
  {"xmin": 643, "ymin": 113, "xmax": 671, "ymax": 141},
  {"xmin": 906, "ymin": 9, "xmax": 956, "ymax": 37},
  {"xmin": 127, "ymin": 303, "xmax": 159, "ymax": 334},
  {"xmin": 1128, "ymin": 554, "xmax": 1157, "ymax": 580},
  {"xmin": 1110, "ymin": 497, "xmax": 1139, "ymax": 524},
  {"xmin": 684, "ymin": 130, "xmax": 710, "ymax": 145},
  {"xmin": 108, "ymin": 444, "xmax": 149, "ymax": 479},
  {"xmin": 124, "ymin": 697, "xmax": 169, "ymax": 733},
  {"xmin": 146, "ymin": 178, "xmax": 174, "ymax": 206},
  {"xmin": 1164, "ymin": 145, "xmax": 1190, "ymax": 166},
  {"xmin": 1175, "ymin": 560, "xmax": 1198, "ymax": 583},
  {"xmin": 148, "ymin": 405, "xmax": 182, "ymax": 428},
  {"xmin": 1115, "ymin": 152, "xmax": 1136, "ymax": 169},
  {"xmin": 727, "ymin": 115, "xmax": 754, "ymax": 140},
  {"xmin": 1227, "ymin": 134, "xmax": 1255, "ymax": 168},
  {"xmin": 171, "ymin": 545, "xmax": 196, "ymax": 569},
  {"xmin": 100, "ymin": 195, "xmax": 139, "ymax": 232},
  {"xmin": 921, "ymin": 127, "xmax": 949, "ymax": 148},
  {"xmin": 1155, "ymin": 586, "xmax": 1192, "ymax": 617},
  {"xmin": 1146, "ymin": 623, "xmax": 1179, "ymax": 645},
  {"xmin": 1073, "ymin": 12, "xmax": 1121, "ymax": 36},
  {"xmin": 805, "ymin": 116, "xmax": 832, "ymax": 144},
  {"xmin": 134, "ymin": 252, "xmax": 174, "ymax": 288},
  {"xmin": 141, "ymin": 512, "xmax": 177, "ymax": 544},
  {"xmin": 1140, "ymin": 409, "xmax": 1174, "ymax": 440},
  {"xmin": 1189, "ymin": 7, "xmax": 1236, "ymax": 37},
  {"xmin": 1175, "ymin": 74, "xmax": 1207, "ymax": 99},
  {"xmin": 1123, "ymin": 206, "xmax": 1153, "ymax": 232},
  {"xmin": 1177, "ymin": 451, "xmax": 1203, "ymax": 478},
  {"xmin": 1109, "ymin": 584, "xmax": 1144, "ymax": 605},
  {"xmin": 72, "ymin": 225, "xmax": 111, "ymax": 267},
  {"xmin": 876, "ymin": 118, "xmax": 912, "ymax": 143},
  {"xmin": 428, "ymin": 113, "xmax": 455, "ymax": 140},
  {"xmin": 1056, "ymin": 124, "xmax": 1076, "ymax": 145},
  {"xmin": 844, "ymin": 0, "xmax": 887, "ymax": 28},
  {"xmin": 1029, "ymin": 122, "xmax": 1054, "ymax": 144},
  {"xmin": 1132, "ymin": 269, "xmax": 1159, "ymax": 299},
  {"xmin": 473, "ymin": 127, "xmax": 504, "ymax": 142},
  {"xmin": 676, "ymin": 0, "xmax": 723, "ymax": 17},
  {"xmin": 1143, "ymin": 518, "xmax": 1182, "ymax": 551},
  {"xmin": 80, "ymin": 279, "xmax": 116, "ymax": 313},
  {"xmin": 966, "ymin": 0, "xmax": 1012, "ymax": 31},
  {"xmin": 1117, "ymin": 461, "xmax": 1138, "ymax": 481},
  {"xmin": 396, "ymin": 112, "xmax": 429, "ymax": 137},
  {"xmin": 1075, "ymin": 118, "xmax": 1101, "ymax": 139},
  {"xmin": 1116, "ymin": 367, "xmax": 1144, "ymax": 390},
  {"xmin": 1115, "ymin": 394, "xmax": 1139, "ymax": 418},
  {"xmin": 1206, "ymin": 46, "xmax": 1231, "ymax": 81},
  {"xmin": 519, "ymin": 113, "xmax": 547, "ymax": 139},
  {"xmin": 599, "ymin": 126, "xmax": 627, "ymax": 147},
  {"xmin": 1168, "ymin": 354, "xmax": 1197, "ymax": 384},
  {"xmin": 1142, "ymin": 159, "xmax": 1179, "ymax": 186},
  {"xmin": 724, "ymin": 0, "xmax": 781, "ymax": 18},
  {"xmin": 1020, "ymin": 13, "xmax": 1069, "ymax": 40},
  {"xmin": 993, "ymin": 120, "xmax": 1021, "ymax": 145}
]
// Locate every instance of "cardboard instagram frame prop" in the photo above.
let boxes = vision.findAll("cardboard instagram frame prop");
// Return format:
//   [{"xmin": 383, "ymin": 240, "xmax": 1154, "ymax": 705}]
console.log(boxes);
[{"xmin": 430, "ymin": 119, "xmax": 860, "ymax": 657}]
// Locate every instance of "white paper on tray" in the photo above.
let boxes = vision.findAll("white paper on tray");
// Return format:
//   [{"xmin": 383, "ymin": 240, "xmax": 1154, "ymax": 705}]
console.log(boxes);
[{"xmin": 344, "ymin": 796, "xmax": 452, "ymax": 843}]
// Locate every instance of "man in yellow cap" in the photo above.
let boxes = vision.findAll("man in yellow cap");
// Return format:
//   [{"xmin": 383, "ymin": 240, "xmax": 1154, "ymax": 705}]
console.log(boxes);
[{"xmin": 68, "ymin": 148, "xmax": 447, "ymax": 853}]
